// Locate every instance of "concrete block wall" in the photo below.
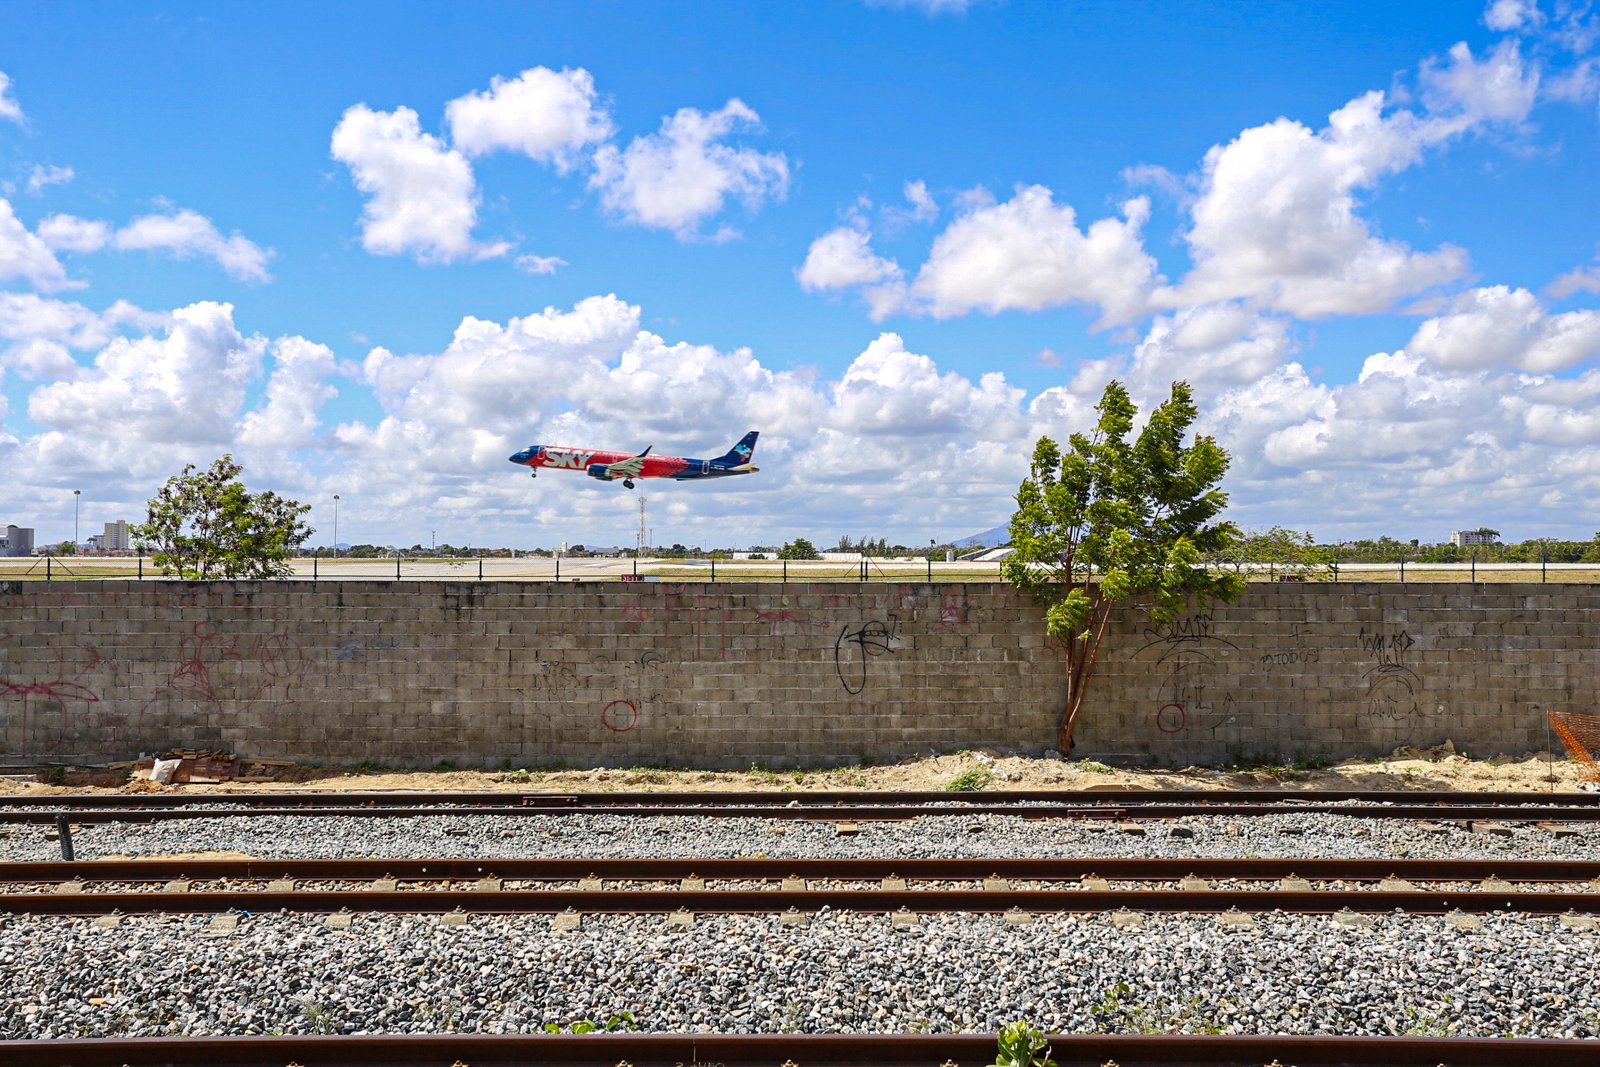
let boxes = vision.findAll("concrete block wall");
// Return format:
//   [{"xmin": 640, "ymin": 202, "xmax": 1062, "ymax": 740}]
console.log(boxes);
[
  {"xmin": 0, "ymin": 580, "xmax": 1593, "ymax": 767},
  {"xmin": 0, "ymin": 581, "xmax": 1057, "ymax": 767}
]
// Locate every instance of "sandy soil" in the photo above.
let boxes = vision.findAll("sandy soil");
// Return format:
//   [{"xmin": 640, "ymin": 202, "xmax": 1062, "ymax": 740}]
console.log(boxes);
[{"xmin": 3, "ymin": 743, "xmax": 1594, "ymax": 797}]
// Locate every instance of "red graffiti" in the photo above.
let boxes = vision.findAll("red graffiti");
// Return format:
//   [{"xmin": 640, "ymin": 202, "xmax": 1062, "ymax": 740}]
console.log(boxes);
[
  {"xmin": 601, "ymin": 699, "xmax": 639, "ymax": 733},
  {"xmin": 0, "ymin": 634, "xmax": 104, "ymax": 753},
  {"xmin": 1154, "ymin": 703, "xmax": 1187, "ymax": 734}
]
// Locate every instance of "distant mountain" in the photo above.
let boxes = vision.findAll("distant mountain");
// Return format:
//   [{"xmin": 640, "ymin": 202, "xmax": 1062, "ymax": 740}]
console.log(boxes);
[{"xmin": 954, "ymin": 523, "xmax": 1009, "ymax": 548}]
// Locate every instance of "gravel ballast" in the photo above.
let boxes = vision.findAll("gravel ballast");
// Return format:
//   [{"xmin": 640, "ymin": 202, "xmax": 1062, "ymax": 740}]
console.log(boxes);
[
  {"xmin": 3, "ymin": 809, "xmax": 1599, "ymax": 1041},
  {"xmin": 1, "ymin": 911, "xmax": 1597, "ymax": 1039},
  {"xmin": 3, "ymin": 810, "xmax": 1599, "ymax": 863}
]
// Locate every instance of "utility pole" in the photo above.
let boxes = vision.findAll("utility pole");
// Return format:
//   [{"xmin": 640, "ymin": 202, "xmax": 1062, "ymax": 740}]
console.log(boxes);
[
  {"xmin": 637, "ymin": 495, "xmax": 647, "ymax": 558},
  {"xmin": 73, "ymin": 489, "xmax": 80, "ymax": 551},
  {"xmin": 333, "ymin": 494, "xmax": 340, "ymax": 559}
]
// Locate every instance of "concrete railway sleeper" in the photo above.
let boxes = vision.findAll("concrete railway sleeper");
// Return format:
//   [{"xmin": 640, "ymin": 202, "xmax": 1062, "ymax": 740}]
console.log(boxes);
[{"xmin": 1, "ymin": 1032, "xmax": 1597, "ymax": 1067}]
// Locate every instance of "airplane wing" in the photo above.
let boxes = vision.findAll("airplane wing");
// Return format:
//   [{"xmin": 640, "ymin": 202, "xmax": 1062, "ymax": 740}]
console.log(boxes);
[{"xmin": 602, "ymin": 446, "xmax": 652, "ymax": 479}]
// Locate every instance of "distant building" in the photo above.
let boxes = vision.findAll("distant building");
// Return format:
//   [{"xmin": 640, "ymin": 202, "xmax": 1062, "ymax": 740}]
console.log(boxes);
[
  {"xmin": 102, "ymin": 520, "xmax": 131, "ymax": 551},
  {"xmin": 1450, "ymin": 529, "xmax": 1500, "ymax": 547},
  {"xmin": 3, "ymin": 525, "xmax": 35, "ymax": 557}
]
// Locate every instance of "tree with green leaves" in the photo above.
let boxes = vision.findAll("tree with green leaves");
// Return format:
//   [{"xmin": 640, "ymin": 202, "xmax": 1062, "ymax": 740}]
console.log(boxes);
[
  {"xmin": 1210, "ymin": 525, "xmax": 1336, "ymax": 581},
  {"xmin": 132, "ymin": 455, "xmax": 311, "ymax": 579},
  {"xmin": 778, "ymin": 537, "xmax": 821, "ymax": 560},
  {"xmin": 1003, "ymin": 380, "xmax": 1244, "ymax": 753}
]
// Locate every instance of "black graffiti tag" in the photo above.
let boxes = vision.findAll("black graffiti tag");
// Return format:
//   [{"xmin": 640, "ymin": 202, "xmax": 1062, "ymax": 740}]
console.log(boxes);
[{"xmin": 834, "ymin": 615, "xmax": 900, "ymax": 695}]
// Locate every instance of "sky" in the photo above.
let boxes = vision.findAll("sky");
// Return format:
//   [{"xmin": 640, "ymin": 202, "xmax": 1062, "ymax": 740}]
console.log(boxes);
[{"xmin": 2, "ymin": 0, "xmax": 1600, "ymax": 551}]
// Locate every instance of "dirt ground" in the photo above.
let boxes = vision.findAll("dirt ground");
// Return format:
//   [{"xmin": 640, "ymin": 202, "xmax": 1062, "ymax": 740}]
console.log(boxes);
[{"xmin": 3, "ymin": 743, "xmax": 1595, "ymax": 797}]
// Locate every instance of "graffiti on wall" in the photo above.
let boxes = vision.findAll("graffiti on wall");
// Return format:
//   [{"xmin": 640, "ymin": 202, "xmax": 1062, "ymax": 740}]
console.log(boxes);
[
  {"xmin": 834, "ymin": 614, "xmax": 901, "ymax": 695},
  {"xmin": 0, "ymin": 634, "xmax": 104, "ymax": 753},
  {"xmin": 1357, "ymin": 627, "xmax": 1423, "ymax": 724}
]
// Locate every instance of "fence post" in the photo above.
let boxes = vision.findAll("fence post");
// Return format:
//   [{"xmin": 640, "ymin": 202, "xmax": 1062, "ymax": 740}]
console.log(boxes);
[
  {"xmin": 555, "ymin": 556, "xmax": 560, "ymax": 581},
  {"xmin": 396, "ymin": 556, "xmax": 401, "ymax": 581},
  {"xmin": 783, "ymin": 559, "xmax": 787, "ymax": 583},
  {"xmin": 138, "ymin": 557, "xmax": 143, "ymax": 580},
  {"xmin": 632, "ymin": 556, "xmax": 637, "ymax": 578},
  {"xmin": 46, "ymin": 556, "xmax": 51, "ymax": 582},
  {"xmin": 479, "ymin": 559, "xmax": 484, "ymax": 581},
  {"xmin": 1332, "ymin": 561, "xmax": 1338, "ymax": 581},
  {"xmin": 711, "ymin": 557, "xmax": 716, "ymax": 581},
  {"xmin": 1400, "ymin": 559, "xmax": 1405, "ymax": 583},
  {"xmin": 927, "ymin": 556, "xmax": 932, "ymax": 582},
  {"xmin": 314, "ymin": 557, "xmax": 318, "ymax": 580}
]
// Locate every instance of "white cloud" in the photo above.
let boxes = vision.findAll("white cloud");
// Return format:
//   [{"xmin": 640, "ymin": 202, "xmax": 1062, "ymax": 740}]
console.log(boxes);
[
  {"xmin": 1406, "ymin": 285, "xmax": 1600, "ymax": 373},
  {"xmin": 828, "ymin": 332, "xmax": 1024, "ymax": 438},
  {"xmin": 27, "ymin": 301, "xmax": 262, "ymax": 448},
  {"xmin": 797, "ymin": 226, "xmax": 905, "ymax": 319},
  {"xmin": 1127, "ymin": 303, "xmax": 1294, "ymax": 395},
  {"xmin": 0, "ymin": 198, "xmax": 73, "ymax": 291},
  {"xmin": 898, "ymin": 180, "xmax": 938, "ymax": 224},
  {"xmin": 114, "ymin": 209, "xmax": 273, "ymax": 281},
  {"xmin": 1549, "ymin": 262, "xmax": 1600, "ymax": 297},
  {"xmin": 26, "ymin": 165, "xmax": 74, "ymax": 195},
  {"xmin": 1170, "ymin": 91, "xmax": 1468, "ymax": 317},
  {"xmin": 445, "ymin": 66, "xmax": 613, "ymax": 172},
  {"xmin": 37, "ymin": 214, "xmax": 109, "ymax": 253},
  {"xmin": 0, "ymin": 71, "xmax": 22, "ymax": 125},
  {"xmin": 1420, "ymin": 40, "xmax": 1539, "ymax": 124},
  {"xmin": 0, "ymin": 293, "xmax": 164, "ymax": 360},
  {"xmin": 799, "ymin": 227, "xmax": 897, "ymax": 288},
  {"xmin": 1485, "ymin": 0, "xmax": 1545, "ymax": 32},
  {"xmin": 331, "ymin": 103, "xmax": 510, "ymax": 264},
  {"xmin": 589, "ymin": 99, "xmax": 788, "ymax": 239},
  {"xmin": 515, "ymin": 254, "xmax": 566, "ymax": 275},
  {"xmin": 909, "ymin": 185, "xmax": 1160, "ymax": 325},
  {"xmin": 238, "ymin": 336, "xmax": 338, "ymax": 449}
]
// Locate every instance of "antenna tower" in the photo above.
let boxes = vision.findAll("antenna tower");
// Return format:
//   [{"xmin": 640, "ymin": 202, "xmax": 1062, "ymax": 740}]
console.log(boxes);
[{"xmin": 637, "ymin": 495, "xmax": 647, "ymax": 558}]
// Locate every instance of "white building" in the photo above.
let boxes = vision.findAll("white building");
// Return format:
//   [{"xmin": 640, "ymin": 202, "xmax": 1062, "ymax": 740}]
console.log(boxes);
[
  {"xmin": 102, "ymin": 520, "xmax": 131, "ymax": 551},
  {"xmin": 2, "ymin": 525, "xmax": 35, "ymax": 557},
  {"xmin": 1450, "ymin": 529, "xmax": 1499, "ymax": 547}
]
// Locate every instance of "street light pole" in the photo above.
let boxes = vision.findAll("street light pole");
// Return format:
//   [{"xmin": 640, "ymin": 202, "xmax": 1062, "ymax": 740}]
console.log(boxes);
[
  {"xmin": 73, "ymin": 489, "xmax": 80, "ymax": 551},
  {"xmin": 333, "ymin": 494, "xmax": 340, "ymax": 559}
]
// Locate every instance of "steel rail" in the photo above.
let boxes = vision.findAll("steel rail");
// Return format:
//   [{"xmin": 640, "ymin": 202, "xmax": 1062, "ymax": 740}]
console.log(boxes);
[
  {"xmin": 1, "ymin": 1032, "xmax": 1596, "ymax": 1067},
  {"xmin": 4, "ymin": 886, "xmax": 1599, "ymax": 917},
  {"xmin": 8, "ymin": 800, "xmax": 1600, "ymax": 824},
  {"xmin": 6, "ymin": 856, "xmax": 1600, "ymax": 883},
  {"xmin": 5, "ymin": 787, "xmax": 1597, "ymax": 807}
]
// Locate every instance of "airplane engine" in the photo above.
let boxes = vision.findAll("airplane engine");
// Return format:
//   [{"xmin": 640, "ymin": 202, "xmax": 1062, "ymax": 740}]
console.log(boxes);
[{"xmin": 586, "ymin": 464, "xmax": 612, "ymax": 480}]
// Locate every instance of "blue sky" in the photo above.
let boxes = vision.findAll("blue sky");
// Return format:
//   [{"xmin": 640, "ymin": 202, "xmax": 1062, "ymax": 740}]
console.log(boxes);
[{"xmin": 3, "ymin": 0, "xmax": 1599, "ymax": 550}]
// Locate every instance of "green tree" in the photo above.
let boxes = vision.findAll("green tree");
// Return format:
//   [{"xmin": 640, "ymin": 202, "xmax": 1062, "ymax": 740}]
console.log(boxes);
[
  {"xmin": 1212, "ymin": 525, "xmax": 1336, "ymax": 580},
  {"xmin": 778, "ymin": 537, "xmax": 821, "ymax": 560},
  {"xmin": 1003, "ymin": 380, "xmax": 1244, "ymax": 752},
  {"xmin": 132, "ymin": 455, "xmax": 311, "ymax": 579}
]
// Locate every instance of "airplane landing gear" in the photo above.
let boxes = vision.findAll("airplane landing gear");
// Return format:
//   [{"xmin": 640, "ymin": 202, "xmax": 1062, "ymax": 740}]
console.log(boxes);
[
  {"xmin": 529, "ymin": 470, "xmax": 537, "ymax": 478},
  {"xmin": 623, "ymin": 479, "xmax": 636, "ymax": 489}
]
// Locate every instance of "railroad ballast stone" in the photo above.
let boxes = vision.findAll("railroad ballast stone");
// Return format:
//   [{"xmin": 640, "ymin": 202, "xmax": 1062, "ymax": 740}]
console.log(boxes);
[
  {"xmin": 1, "ymin": 911, "xmax": 1597, "ymax": 1039},
  {"xmin": 2, "ymin": 810, "xmax": 1597, "ymax": 863}
]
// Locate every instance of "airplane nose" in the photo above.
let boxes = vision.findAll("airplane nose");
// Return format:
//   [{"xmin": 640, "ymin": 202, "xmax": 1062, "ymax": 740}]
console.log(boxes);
[{"xmin": 510, "ymin": 449, "xmax": 530, "ymax": 464}]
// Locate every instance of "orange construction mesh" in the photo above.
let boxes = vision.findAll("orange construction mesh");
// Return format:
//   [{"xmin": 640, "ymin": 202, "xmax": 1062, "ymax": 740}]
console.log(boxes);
[{"xmin": 1549, "ymin": 711, "xmax": 1600, "ymax": 783}]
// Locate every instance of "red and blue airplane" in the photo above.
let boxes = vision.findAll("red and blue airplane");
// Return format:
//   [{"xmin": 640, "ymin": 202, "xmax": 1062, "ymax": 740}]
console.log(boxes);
[{"xmin": 509, "ymin": 431, "xmax": 760, "ymax": 489}]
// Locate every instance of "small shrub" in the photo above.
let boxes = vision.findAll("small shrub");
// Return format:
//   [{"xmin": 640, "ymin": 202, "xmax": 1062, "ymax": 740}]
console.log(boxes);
[
  {"xmin": 945, "ymin": 767, "xmax": 995, "ymax": 792},
  {"xmin": 989, "ymin": 1020, "xmax": 1056, "ymax": 1067}
]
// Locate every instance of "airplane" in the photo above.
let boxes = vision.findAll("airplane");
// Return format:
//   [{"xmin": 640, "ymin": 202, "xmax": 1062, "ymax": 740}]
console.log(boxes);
[{"xmin": 509, "ymin": 431, "xmax": 760, "ymax": 489}]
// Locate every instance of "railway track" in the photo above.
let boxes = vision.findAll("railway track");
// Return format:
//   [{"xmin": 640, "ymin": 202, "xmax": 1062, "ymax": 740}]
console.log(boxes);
[
  {"xmin": 6, "ymin": 857, "xmax": 1600, "ymax": 916},
  {"xmin": 3, "ymin": 788, "xmax": 1599, "ymax": 823},
  {"xmin": 1, "ymin": 1032, "xmax": 1595, "ymax": 1067}
]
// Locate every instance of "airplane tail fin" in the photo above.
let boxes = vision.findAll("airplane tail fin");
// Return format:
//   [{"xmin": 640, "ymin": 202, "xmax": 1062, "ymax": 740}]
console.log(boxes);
[{"xmin": 715, "ymin": 431, "xmax": 759, "ymax": 466}]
